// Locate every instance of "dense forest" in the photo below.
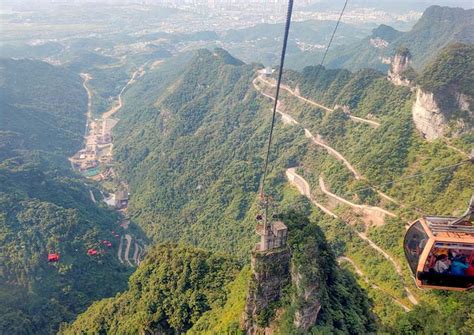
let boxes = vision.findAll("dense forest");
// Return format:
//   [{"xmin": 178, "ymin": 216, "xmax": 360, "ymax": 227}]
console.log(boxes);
[
  {"xmin": 61, "ymin": 212, "xmax": 377, "ymax": 335},
  {"xmin": 88, "ymin": 44, "xmax": 472, "ymax": 332},
  {"xmin": 60, "ymin": 244, "xmax": 241, "ymax": 334},
  {"xmin": 326, "ymin": 6, "xmax": 474, "ymax": 71},
  {"xmin": 0, "ymin": 59, "xmax": 134, "ymax": 334},
  {"xmin": 1, "ymin": 8, "xmax": 473, "ymax": 333}
]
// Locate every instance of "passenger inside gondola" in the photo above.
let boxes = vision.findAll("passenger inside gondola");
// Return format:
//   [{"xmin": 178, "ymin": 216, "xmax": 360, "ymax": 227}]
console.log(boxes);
[
  {"xmin": 433, "ymin": 254, "xmax": 450, "ymax": 273},
  {"xmin": 451, "ymin": 255, "xmax": 469, "ymax": 275},
  {"xmin": 421, "ymin": 244, "xmax": 474, "ymax": 288}
]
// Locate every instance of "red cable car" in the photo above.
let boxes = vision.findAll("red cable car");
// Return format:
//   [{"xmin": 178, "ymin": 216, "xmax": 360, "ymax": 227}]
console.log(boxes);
[
  {"xmin": 87, "ymin": 249, "xmax": 98, "ymax": 256},
  {"xmin": 48, "ymin": 253, "xmax": 60, "ymax": 262},
  {"xmin": 404, "ymin": 196, "xmax": 474, "ymax": 291}
]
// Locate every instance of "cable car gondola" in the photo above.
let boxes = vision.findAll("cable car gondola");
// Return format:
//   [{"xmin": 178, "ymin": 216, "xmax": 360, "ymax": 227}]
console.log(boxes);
[{"xmin": 404, "ymin": 195, "xmax": 474, "ymax": 291}]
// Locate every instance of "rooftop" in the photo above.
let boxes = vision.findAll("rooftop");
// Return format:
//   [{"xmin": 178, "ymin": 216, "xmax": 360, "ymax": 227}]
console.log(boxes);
[{"xmin": 272, "ymin": 221, "xmax": 287, "ymax": 231}]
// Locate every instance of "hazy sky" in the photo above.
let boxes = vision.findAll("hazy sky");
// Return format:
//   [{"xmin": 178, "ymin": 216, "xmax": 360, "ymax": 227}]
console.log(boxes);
[{"xmin": 2, "ymin": 0, "xmax": 473, "ymax": 8}]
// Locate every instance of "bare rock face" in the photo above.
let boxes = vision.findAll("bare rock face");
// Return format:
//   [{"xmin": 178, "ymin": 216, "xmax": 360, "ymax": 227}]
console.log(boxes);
[
  {"xmin": 242, "ymin": 248, "xmax": 291, "ymax": 335},
  {"xmin": 456, "ymin": 92, "xmax": 471, "ymax": 112},
  {"xmin": 291, "ymin": 264, "xmax": 322, "ymax": 331},
  {"xmin": 412, "ymin": 89, "xmax": 446, "ymax": 140},
  {"xmin": 388, "ymin": 53, "xmax": 412, "ymax": 87}
]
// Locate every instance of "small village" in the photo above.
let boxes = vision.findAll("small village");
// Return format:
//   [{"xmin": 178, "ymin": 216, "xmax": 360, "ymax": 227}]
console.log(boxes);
[{"xmin": 66, "ymin": 69, "xmax": 145, "ymax": 267}]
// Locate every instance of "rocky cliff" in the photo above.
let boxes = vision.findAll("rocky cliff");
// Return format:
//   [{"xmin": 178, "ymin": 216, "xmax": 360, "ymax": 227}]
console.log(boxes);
[
  {"xmin": 291, "ymin": 262, "xmax": 322, "ymax": 331},
  {"xmin": 388, "ymin": 49, "xmax": 413, "ymax": 87},
  {"xmin": 412, "ymin": 89, "xmax": 447, "ymax": 140},
  {"xmin": 242, "ymin": 247, "xmax": 291, "ymax": 334}
]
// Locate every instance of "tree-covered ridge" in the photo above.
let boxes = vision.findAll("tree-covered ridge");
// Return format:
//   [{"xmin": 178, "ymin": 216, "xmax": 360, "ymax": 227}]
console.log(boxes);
[
  {"xmin": 325, "ymin": 6, "xmax": 474, "ymax": 71},
  {"xmin": 418, "ymin": 43, "xmax": 474, "ymax": 114},
  {"xmin": 0, "ymin": 58, "xmax": 87, "ymax": 156},
  {"xmin": 60, "ymin": 244, "xmax": 241, "ymax": 335},
  {"xmin": 112, "ymin": 48, "xmax": 296, "ymax": 258},
  {"xmin": 61, "ymin": 211, "xmax": 376, "ymax": 335},
  {"xmin": 271, "ymin": 211, "xmax": 376, "ymax": 334},
  {"xmin": 0, "ymin": 58, "xmax": 132, "ymax": 334},
  {"xmin": 66, "ymin": 45, "xmax": 472, "ymax": 333}
]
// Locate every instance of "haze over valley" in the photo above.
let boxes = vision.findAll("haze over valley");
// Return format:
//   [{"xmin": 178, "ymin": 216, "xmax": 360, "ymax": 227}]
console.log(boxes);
[{"xmin": 1, "ymin": 1, "xmax": 473, "ymax": 334}]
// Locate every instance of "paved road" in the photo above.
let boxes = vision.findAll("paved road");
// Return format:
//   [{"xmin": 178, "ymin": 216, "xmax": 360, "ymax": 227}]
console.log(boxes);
[
  {"xmin": 286, "ymin": 168, "xmax": 338, "ymax": 219},
  {"xmin": 102, "ymin": 66, "xmax": 144, "ymax": 119},
  {"xmin": 89, "ymin": 190, "xmax": 97, "ymax": 204},
  {"xmin": 286, "ymin": 168, "xmax": 418, "ymax": 305},
  {"xmin": 256, "ymin": 75, "xmax": 380, "ymax": 127},
  {"xmin": 117, "ymin": 235, "xmax": 124, "ymax": 264},
  {"xmin": 124, "ymin": 234, "xmax": 134, "ymax": 267},
  {"xmin": 133, "ymin": 242, "xmax": 139, "ymax": 266},
  {"xmin": 319, "ymin": 176, "xmax": 396, "ymax": 219},
  {"xmin": 80, "ymin": 73, "xmax": 93, "ymax": 138},
  {"xmin": 304, "ymin": 128, "xmax": 361, "ymax": 179}
]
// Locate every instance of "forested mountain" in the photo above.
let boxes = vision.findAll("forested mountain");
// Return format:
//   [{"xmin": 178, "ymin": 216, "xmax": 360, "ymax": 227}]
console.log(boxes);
[
  {"xmin": 2, "ymin": 1, "xmax": 472, "ymax": 334},
  {"xmin": 326, "ymin": 6, "xmax": 474, "ymax": 71},
  {"xmin": 58, "ymin": 44, "xmax": 473, "ymax": 333},
  {"xmin": 60, "ymin": 244, "xmax": 242, "ymax": 334},
  {"xmin": 218, "ymin": 20, "xmax": 371, "ymax": 70},
  {"xmin": 418, "ymin": 43, "xmax": 473, "ymax": 112},
  {"xmin": 0, "ymin": 59, "xmax": 132, "ymax": 334},
  {"xmin": 61, "ymin": 213, "xmax": 376, "ymax": 335},
  {"xmin": 112, "ymin": 49, "xmax": 273, "ymax": 257},
  {"xmin": 0, "ymin": 58, "xmax": 87, "ymax": 157}
]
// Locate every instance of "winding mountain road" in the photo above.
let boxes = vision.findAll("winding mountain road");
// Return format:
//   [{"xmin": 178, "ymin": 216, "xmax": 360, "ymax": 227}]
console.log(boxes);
[
  {"xmin": 133, "ymin": 242, "xmax": 144, "ymax": 266},
  {"xmin": 124, "ymin": 234, "xmax": 133, "ymax": 267},
  {"xmin": 254, "ymin": 74, "xmax": 399, "ymax": 206},
  {"xmin": 102, "ymin": 65, "xmax": 145, "ymax": 119},
  {"xmin": 286, "ymin": 168, "xmax": 418, "ymax": 305},
  {"xmin": 256, "ymin": 75, "xmax": 380, "ymax": 127},
  {"xmin": 304, "ymin": 128, "xmax": 361, "ymax": 179},
  {"xmin": 286, "ymin": 168, "xmax": 338, "ymax": 218},
  {"xmin": 117, "ymin": 236, "xmax": 124, "ymax": 264},
  {"xmin": 319, "ymin": 176, "xmax": 396, "ymax": 222},
  {"xmin": 89, "ymin": 190, "xmax": 97, "ymax": 203}
]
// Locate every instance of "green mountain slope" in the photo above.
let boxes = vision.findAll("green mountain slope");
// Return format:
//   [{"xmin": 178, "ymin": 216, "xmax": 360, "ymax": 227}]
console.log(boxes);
[
  {"xmin": 418, "ymin": 43, "xmax": 474, "ymax": 109},
  {"xmin": 99, "ymin": 46, "xmax": 473, "ymax": 332},
  {"xmin": 60, "ymin": 244, "xmax": 241, "ymax": 334},
  {"xmin": 0, "ymin": 59, "xmax": 132, "ymax": 334},
  {"xmin": 112, "ymin": 48, "xmax": 288, "ymax": 258},
  {"xmin": 0, "ymin": 58, "xmax": 87, "ymax": 155},
  {"xmin": 220, "ymin": 20, "xmax": 370, "ymax": 70},
  {"xmin": 61, "ymin": 212, "xmax": 376, "ymax": 335},
  {"xmin": 326, "ymin": 6, "xmax": 474, "ymax": 71}
]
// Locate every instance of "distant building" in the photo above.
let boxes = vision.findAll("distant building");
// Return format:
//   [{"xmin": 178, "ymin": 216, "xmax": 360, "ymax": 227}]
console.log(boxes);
[
  {"xmin": 114, "ymin": 190, "xmax": 129, "ymax": 209},
  {"xmin": 262, "ymin": 66, "xmax": 273, "ymax": 77}
]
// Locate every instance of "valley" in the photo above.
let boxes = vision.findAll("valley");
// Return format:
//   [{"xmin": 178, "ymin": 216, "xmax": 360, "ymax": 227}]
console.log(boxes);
[
  {"xmin": 69, "ymin": 63, "xmax": 148, "ymax": 267},
  {"xmin": 1, "ymin": 3, "xmax": 473, "ymax": 335}
]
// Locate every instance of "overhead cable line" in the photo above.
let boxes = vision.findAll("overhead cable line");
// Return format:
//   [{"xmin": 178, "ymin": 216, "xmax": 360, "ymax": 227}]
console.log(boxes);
[
  {"xmin": 313, "ymin": 0, "xmax": 349, "ymax": 79},
  {"xmin": 260, "ymin": 0, "xmax": 294, "ymax": 198}
]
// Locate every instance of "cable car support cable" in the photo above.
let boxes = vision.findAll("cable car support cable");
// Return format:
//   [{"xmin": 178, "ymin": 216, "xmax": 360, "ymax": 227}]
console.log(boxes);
[
  {"xmin": 312, "ymin": 0, "xmax": 349, "ymax": 80},
  {"xmin": 260, "ymin": 0, "xmax": 294, "ymax": 198}
]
